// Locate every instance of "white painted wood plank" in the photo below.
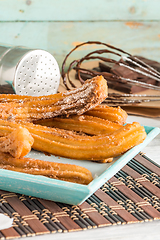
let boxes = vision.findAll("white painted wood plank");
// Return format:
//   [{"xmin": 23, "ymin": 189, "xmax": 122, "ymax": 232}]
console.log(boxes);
[
  {"xmin": 0, "ymin": 0, "xmax": 160, "ymax": 21},
  {"xmin": 0, "ymin": 21, "xmax": 159, "ymax": 66}
]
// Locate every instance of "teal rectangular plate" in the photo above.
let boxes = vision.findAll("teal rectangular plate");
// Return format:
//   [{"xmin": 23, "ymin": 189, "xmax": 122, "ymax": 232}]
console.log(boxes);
[{"xmin": 0, "ymin": 125, "xmax": 159, "ymax": 205}]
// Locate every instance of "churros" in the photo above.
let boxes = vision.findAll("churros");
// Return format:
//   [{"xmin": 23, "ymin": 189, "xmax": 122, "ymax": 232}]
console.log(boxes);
[
  {"xmin": 0, "ymin": 126, "xmax": 34, "ymax": 158},
  {"xmin": 85, "ymin": 105, "xmax": 128, "ymax": 125},
  {"xmin": 0, "ymin": 75, "xmax": 147, "ymax": 185},
  {"xmin": 0, "ymin": 152, "xmax": 93, "ymax": 185},
  {"xmin": 0, "ymin": 120, "xmax": 146, "ymax": 161},
  {"xmin": 30, "ymin": 122, "xmax": 146, "ymax": 160},
  {"xmin": 0, "ymin": 76, "xmax": 108, "ymax": 122},
  {"xmin": 35, "ymin": 115, "xmax": 122, "ymax": 135}
]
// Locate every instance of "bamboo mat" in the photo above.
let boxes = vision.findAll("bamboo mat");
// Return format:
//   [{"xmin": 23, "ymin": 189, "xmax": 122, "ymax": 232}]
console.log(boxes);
[{"xmin": 0, "ymin": 153, "xmax": 160, "ymax": 239}]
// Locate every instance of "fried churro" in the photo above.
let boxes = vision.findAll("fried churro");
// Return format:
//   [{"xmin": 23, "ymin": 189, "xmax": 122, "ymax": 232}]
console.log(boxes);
[
  {"xmin": 31, "ymin": 122, "xmax": 146, "ymax": 160},
  {"xmin": 0, "ymin": 127, "xmax": 34, "ymax": 158},
  {"xmin": 35, "ymin": 115, "xmax": 122, "ymax": 135},
  {"xmin": 0, "ymin": 152, "xmax": 93, "ymax": 185},
  {"xmin": 0, "ymin": 76, "xmax": 108, "ymax": 122},
  {"xmin": 85, "ymin": 105, "xmax": 128, "ymax": 125},
  {"xmin": 0, "ymin": 120, "xmax": 146, "ymax": 161}
]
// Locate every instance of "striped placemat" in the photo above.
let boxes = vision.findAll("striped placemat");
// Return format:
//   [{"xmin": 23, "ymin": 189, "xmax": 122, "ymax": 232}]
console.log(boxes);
[{"xmin": 0, "ymin": 153, "xmax": 160, "ymax": 239}]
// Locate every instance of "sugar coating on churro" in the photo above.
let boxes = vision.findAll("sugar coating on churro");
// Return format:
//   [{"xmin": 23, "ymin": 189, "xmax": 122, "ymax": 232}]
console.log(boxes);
[
  {"xmin": 0, "ymin": 119, "xmax": 146, "ymax": 161},
  {"xmin": 0, "ymin": 75, "xmax": 108, "ymax": 122}
]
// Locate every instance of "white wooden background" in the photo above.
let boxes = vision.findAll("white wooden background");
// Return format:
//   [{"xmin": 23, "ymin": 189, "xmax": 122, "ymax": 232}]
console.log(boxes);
[{"xmin": 0, "ymin": 0, "xmax": 160, "ymax": 68}]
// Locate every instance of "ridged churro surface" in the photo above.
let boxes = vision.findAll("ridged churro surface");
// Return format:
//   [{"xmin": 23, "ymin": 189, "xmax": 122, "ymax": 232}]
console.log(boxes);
[
  {"xmin": 0, "ymin": 76, "xmax": 108, "ymax": 122},
  {"xmin": 0, "ymin": 119, "xmax": 146, "ymax": 160},
  {"xmin": 85, "ymin": 105, "xmax": 128, "ymax": 125},
  {"xmin": 35, "ymin": 115, "xmax": 122, "ymax": 136},
  {"xmin": 0, "ymin": 152, "xmax": 93, "ymax": 185}
]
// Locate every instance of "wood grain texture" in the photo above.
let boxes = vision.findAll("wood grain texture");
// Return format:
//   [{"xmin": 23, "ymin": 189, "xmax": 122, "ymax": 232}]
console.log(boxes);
[
  {"xmin": 0, "ymin": 21, "xmax": 160, "ymax": 66},
  {"xmin": 0, "ymin": 0, "xmax": 160, "ymax": 21},
  {"xmin": 0, "ymin": 0, "xmax": 159, "ymax": 68}
]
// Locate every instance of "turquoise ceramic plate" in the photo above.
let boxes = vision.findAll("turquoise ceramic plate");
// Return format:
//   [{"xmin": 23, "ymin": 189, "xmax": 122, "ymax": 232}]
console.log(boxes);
[{"xmin": 0, "ymin": 125, "xmax": 159, "ymax": 205}]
